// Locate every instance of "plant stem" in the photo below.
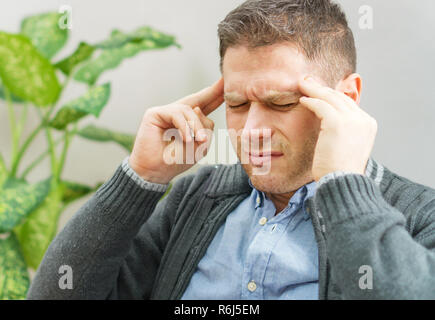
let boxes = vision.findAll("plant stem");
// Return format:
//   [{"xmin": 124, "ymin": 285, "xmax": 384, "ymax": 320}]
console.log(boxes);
[
  {"xmin": 10, "ymin": 122, "xmax": 43, "ymax": 177},
  {"xmin": 46, "ymin": 129, "xmax": 58, "ymax": 180},
  {"xmin": 10, "ymin": 105, "xmax": 56, "ymax": 177},
  {"xmin": 57, "ymin": 130, "xmax": 70, "ymax": 178},
  {"xmin": 7, "ymin": 73, "xmax": 71, "ymax": 179},
  {"xmin": 46, "ymin": 127, "xmax": 58, "ymax": 181},
  {"xmin": 36, "ymin": 108, "xmax": 58, "ymax": 181},
  {"xmin": 58, "ymin": 123, "xmax": 79, "ymax": 178},
  {"xmin": 4, "ymin": 88, "xmax": 19, "ymax": 167},
  {"xmin": 20, "ymin": 136, "xmax": 64, "ymax": 180},
  {"xmin": 16, "ymin": 103, "xmax": 28, "ymax": 141}
]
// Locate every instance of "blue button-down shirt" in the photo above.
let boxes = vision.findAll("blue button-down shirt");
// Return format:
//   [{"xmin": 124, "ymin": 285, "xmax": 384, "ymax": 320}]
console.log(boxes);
[{"xmin": 181, "ymin": 179, "xmax": 319, "ymax": 300}]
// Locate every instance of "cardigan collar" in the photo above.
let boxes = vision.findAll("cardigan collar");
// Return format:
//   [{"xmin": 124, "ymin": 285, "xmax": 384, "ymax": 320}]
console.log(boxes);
[{"xmin": 204, "ymin": 157, "xmax": 384, "ymax": 197}]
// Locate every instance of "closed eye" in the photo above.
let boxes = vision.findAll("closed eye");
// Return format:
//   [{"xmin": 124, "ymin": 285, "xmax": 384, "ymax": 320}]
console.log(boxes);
[
  {"xmin": 271, "ymin": 103, "xmax": 297, "ymax": 108},
  {"xmin": 228, "ymin": 102, "xmax": 248, "ymax": 109},
  {"xmin": 227, "ymin": 102, "xmax": 298, "ymax": 109}
]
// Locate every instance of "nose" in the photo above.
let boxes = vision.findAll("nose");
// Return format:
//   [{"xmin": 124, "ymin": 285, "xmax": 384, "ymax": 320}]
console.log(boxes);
[{"xmin": 241, "ymin": 102, "xmax": 274, "ymax": 146}]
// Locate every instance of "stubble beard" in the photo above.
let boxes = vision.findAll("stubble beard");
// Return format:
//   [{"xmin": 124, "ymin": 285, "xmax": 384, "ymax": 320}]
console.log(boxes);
[{"xmin": 237, "ymin": 134, "xmax": 318, "ymax": 194}]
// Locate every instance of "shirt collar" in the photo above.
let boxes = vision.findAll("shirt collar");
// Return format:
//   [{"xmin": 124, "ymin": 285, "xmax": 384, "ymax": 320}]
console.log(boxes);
[{"xmin": 248, "ymin": 178, "xmax": 317, "ymax": 220}]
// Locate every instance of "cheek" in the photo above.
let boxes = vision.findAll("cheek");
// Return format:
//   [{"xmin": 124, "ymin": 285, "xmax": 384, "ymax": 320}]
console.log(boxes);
[
  {"xmin": 226, "ymin": 110, "xmax": 244, "ymax": 150},
  {"xmin": 226, "ymin": 109, "xmax": 245, "ymax": 131},
  {"xmin": 278, "ymin": 109, "xmax": 320, "ymax": 141}
]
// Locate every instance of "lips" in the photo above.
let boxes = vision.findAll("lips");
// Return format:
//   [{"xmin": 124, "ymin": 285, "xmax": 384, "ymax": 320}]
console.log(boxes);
[
  {"xmin": 248, "ymin": 151, "xmax": 283, "ymax": 157},
  {"xmin": 247, "ymin": 151, "xmax": 283, "ymax": 166}
]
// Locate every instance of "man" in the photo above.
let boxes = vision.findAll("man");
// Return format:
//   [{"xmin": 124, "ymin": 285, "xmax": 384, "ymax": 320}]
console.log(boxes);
[{"xmin": 28, "ymin": 0, "xmax": 435, "ymax": 299}]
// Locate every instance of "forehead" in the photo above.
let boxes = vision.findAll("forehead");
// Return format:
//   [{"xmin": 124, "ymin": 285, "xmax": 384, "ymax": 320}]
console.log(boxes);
[{"xmin": 222, "ymin": 43, "xmax": 312, "ymax": 98}]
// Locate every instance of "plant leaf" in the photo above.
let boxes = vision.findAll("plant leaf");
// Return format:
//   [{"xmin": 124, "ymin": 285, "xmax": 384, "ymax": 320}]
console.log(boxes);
[
  {"xmin": 0, "ymin": 178, "xmax": 51, "ymax": 233},
  {"xmin": 55, "ymin": 42, "xmax": 95, "ymax": 75},
  {"xmin": 20, "ymin": 12, "xmax": 68, "ymax": 60},
  {"xmin": 74, "ymin": 32, "xmax": 178, "ymax": 85},
  {"xmin": 0, "ymin": 32, "xmax": 61, "ymax": 106},
  {"xmin": 0, "ymin": 79, "xmax": 24, "ymax": 103},
  {"xmin": 14, "ymin": 184, "xmax": 64, "ymax": 270},
  {"xmin": 95, "ymin": 26, "xmax": 180, "ymax": 49},
  {"xmin": 49, "ymin": 83, "xmax": 111, "ymax": 130},
  {"xmin": 78, "ymin": 124, "xmax": 135, "ymax": 152},
  {"xmin": 1, "ymin": 177, "xmax": 28, "ymax": 189},
  {"xmin": 61, "ymin": 180, "xmax": 101, "ymax": 205},
  {"xmin": 0, "ymin": 233, "xmax": 30, "ymax": 300}
]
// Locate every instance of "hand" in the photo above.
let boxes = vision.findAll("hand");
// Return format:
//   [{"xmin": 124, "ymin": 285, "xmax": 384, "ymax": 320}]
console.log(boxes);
[
  {"xmin": 298, "ymin": 76, "xmax": 378, "ymax": 182},
  {"xmin": 129, "ymin": 78, "xmax": 224, "ymax": 184}
]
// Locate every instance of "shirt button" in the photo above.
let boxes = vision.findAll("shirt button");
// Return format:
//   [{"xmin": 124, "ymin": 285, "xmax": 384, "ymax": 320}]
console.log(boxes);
[
  {"xmin": 247, "ymin": 281, "xmax": 257, "ymax": 292},
  {"xmin": 259, "ymin": 217, "xmax": 267, "ymax": 226}
]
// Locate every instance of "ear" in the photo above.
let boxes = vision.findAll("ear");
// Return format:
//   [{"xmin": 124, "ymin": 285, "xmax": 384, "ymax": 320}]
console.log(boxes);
[{"xmin": 335, "ymin": 73, "xmax": 362, "ymax": 105}]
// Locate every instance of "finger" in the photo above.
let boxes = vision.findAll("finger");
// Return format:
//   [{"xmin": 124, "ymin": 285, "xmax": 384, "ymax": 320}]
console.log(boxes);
[
  {"xmin": 193, "ymin": 106, "xmax": 215, "ymax": 130},
  {"xmin": 298, "ymin": 77, "xmax": 347, "ymax": 111},
  {"xmin": 157, "ymin": 109, "xmax": 193, "ymax": 143},
  {"xmin": 193, "ymin": 107, "xmax": 215, "ymax": 143},
  {"xmin": 181, "ymin": 106, "xmax": 208, "ymax": 142},
  {"xmin": 201, "ymin": 94, "xmax": 225, "ymax": 116},
  {"xmin": 299, "ymin": 96, "xmax": 338, "ymax": 123},
  {"xmin": 178, "ymin": 78, "xmax": 224, "ymax": 114},
  {"xmin": 193, "ymin": 107, "xmax": 215, "ymax": 152},
  {"xmin": 175, "ymin": 113, "xmax": 194, "ymax": 143}
]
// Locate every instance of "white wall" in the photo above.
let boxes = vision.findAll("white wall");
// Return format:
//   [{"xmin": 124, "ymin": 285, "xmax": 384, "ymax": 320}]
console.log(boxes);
[{"xmin": 0, "ymin": 0, "xmax": 434, "ymax": 233}]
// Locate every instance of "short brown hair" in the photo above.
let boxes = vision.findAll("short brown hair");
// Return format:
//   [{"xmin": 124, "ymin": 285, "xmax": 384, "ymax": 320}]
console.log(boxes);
[{"xmin": 218, "ymin": 0, "xmax": 357, "ymax": 86}]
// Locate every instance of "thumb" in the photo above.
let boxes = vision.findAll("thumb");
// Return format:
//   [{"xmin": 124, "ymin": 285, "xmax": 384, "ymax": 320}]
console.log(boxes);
[{"xmin": 177, "ymin": 78, "xmax": 224, "ymax": 114}]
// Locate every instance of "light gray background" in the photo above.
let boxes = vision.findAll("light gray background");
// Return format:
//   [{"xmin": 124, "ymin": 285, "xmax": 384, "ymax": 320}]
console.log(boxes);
[{"xmin": 1, "ymin": 0, "xmax": 434, "ymax": 235}]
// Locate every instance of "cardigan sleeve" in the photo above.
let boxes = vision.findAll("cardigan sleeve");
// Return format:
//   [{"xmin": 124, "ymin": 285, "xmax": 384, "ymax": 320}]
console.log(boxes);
[
  {"xmin": 27, "ymin": 159, "xmax": 178, "ymax": 299},
  {"xmin": 314, "ymin": 173, "xmax": 435, "ymax": 299}
]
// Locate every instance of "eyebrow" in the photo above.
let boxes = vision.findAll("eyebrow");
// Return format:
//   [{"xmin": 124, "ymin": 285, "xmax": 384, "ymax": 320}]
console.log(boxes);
[{"xmin": 224, "ymin": 90, "xmax": 301, "ymax": 104}]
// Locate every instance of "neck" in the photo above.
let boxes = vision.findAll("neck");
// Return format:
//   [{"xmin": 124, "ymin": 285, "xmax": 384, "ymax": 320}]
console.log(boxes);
[
  {"xmin": 264, "ymin": 177, "xmax": 315, "ymax": 215},
  {"xmin": 265, "ymin": 191, "xmax": 295, "ymax": 215}
]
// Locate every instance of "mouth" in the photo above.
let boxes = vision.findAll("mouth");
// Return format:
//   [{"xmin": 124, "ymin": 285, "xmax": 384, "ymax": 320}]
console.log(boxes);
[{"xmin": 247, "ymin": 151, "xmax": 284, "ymax": 166}]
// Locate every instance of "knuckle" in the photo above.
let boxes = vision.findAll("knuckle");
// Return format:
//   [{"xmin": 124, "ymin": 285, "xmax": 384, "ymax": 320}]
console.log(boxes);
[
  {"xmin": 208, "ymin": 119, "xmax": 215, "ymax": 129},
  {"xmin": 181, "ymin": 104, "xmax": 193, "ymax": 112},
  {"xmin": 173, "ymin": 105, "xmax": 189, "ymax": 116},
  {"xmin": 169, "ymin": 103, "xmax": 182, "ymax": 110},
  {"xmin": 144, "ymin": 107, "xmax": 158, "ymax": 119},
  {"xmin": 145, "ymin": 106, "xmax": 156, "ymax": 115}
]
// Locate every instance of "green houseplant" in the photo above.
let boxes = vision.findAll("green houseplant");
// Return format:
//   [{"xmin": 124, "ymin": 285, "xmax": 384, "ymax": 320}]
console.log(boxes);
[{"xmin": 0, "ymin": 12, "xmax": 179, "ymax": 299}]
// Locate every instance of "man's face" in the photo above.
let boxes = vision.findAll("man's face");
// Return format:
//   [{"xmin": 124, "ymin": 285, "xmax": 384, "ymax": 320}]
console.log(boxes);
[{"xmin": 223, "ymin": 42, "xmax": 323, "ymax": 194}]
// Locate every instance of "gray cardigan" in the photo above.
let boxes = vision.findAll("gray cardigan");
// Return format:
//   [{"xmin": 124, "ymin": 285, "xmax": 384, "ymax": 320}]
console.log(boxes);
[{"xmin": 27, "ymin": 158, "xmax": 435, "ymax": 299}]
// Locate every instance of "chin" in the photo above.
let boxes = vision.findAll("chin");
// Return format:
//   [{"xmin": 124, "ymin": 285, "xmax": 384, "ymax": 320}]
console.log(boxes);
[
  {"xmin": 242, "ymin": 163, "xmax": 289, "ymax": 193},
  {"xmin": 241, "ymin": 161, "xmax": 314, "ymax": 194},
  {"xmin": 250, "ymin": 175, "xmax": 286, "ymax": 194}
]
